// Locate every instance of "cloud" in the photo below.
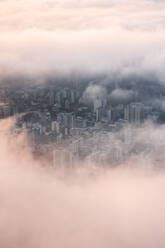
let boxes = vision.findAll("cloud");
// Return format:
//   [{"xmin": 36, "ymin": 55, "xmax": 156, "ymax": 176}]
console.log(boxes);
[
  {"xmin": 1, "ymin": 118, "xmax": 165, "ymax": 247},
  {"xmin": 0, "ymin": 0, "xmax": 165, "ymax": 31},
  {"xmin": 0, "ymin": 27, "xmax": 165, "ymax": 81},
  {"xmin": 0, "ymin": 0, "xmax": 164, "ymax": 80},
  {"xmin": 110, "ymin": 88, "xmax": 134, "ymax": 103},
  {"xmin": 81, "ymin": 84, "xmax": 107, "ymax": 105}
]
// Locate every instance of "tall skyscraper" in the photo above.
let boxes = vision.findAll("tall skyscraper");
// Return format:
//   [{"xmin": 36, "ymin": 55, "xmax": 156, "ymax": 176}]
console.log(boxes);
[{"xmin": 124, "ymin": 103, "xmax": 144, "ymax": 124}]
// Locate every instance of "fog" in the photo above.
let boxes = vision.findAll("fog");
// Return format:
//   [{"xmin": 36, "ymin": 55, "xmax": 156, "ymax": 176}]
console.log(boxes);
[
  {"xmin": 0, "ymin": 0, "xmax": 165, "ymax": 81},
  {"xmin": 0, "ymin": 118, "xmax": 165, "ymax": 247},
  {"xmin": 1, "ymin": 1, "xmax": 165, "ymax": 247}
]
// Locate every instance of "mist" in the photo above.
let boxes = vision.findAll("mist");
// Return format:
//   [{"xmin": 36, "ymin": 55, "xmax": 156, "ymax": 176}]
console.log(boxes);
[
  {"xmin": 0, "ymin": 0, "xmax": 165, "ymax": 82},
  {"xmin": 0, "ymin": 118, "xmax": 165, "ymax": 247},
  {"xmin": 1, "ymin": 1, "xmax": 165, "ymax": 247}
]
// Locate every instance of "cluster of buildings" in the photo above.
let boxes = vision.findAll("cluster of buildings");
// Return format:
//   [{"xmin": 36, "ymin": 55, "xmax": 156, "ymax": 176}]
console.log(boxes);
[
  {"xmin": 0, "ymin": 84, "xmax": 157, "ymax": 168},
  {"xmin": 0, "ymin": 103, "xmax": 14, "ymax": 118},
  {"xmin": 20, "ymin": 97, "xmax": 146, "ymax": 147}
]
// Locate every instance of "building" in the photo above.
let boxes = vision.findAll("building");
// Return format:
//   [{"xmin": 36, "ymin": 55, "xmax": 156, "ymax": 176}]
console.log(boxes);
[
  {"xmin": 124, "ymin": 103, "xmax": 144, "ymax": 124},
  {"xmin": 3, "ymin": 104, "xmax": 11, "ymax": 118},
  {"xmin": 57, "ymin": 113, "xmax": 74, "ymax": 129},
  {"xmin": 51, "ymin": 121, "xmax": 60, "ymax": 134},
  {"xmin": 107, "ymin": 109, "xmax": 112, "ymax": 122},
  {"xmin": 94, "ymin": 97, "xmax": 102, "ymax": 112},
  {"xmin": 96, "ymin": 107, "xmax": 103, "ymax": 122},
  {"xmin": 53, "ymin": 149, "xmax": 73, "ymax": 168}
]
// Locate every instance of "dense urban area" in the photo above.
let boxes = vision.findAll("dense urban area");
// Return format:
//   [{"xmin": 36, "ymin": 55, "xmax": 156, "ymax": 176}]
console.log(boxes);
[{"xmin": 0, "ymin": 77, "xmax": 164, "ymax": 168}]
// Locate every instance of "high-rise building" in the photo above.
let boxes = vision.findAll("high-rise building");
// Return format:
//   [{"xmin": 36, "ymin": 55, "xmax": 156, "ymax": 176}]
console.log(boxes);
[
  {"xmin": 48, "ymin": 91, "xmax": 55, "ymax": 106},
  {"xmin": 94, "ymin": 97, "xmax": 102, "ymax": 112},
  {"xmin": 51, "ymin": 121, "xmax": 60, "ymax": 134},
  {"xmin": 71, "ymin": 90, "xmax": 76, "ymax": 104},
  {"xmin": 124, "ymin": 103, "xmax": 144, "ymax": 124},
  {"xmin": 53, "ymin": 149, "xmax": 73, "ymax": 168},
  {"xmin": 107, "ymin": 109, "xmax": 112, "ymax": 122},
  {"xmin": 3, "ymin": 105, "xmax": 11, "ymax": 118},
  {"xmin": 124, "ymin": 105, "xmax": 130, "ymax": 122},
  {"xmin": 96, "ymin": 107, "xmax": 103, "ymax": 122},
  {"xmin": 57, "ymin": 113, "xmax": 74, "ymax": 129}
]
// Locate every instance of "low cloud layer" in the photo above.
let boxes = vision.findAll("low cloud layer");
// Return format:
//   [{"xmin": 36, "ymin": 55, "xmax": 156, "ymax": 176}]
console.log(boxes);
[
  {"xmin": 1, "ymin": 118, "xmax": 165, "ymax": 247},
  {"xmin": 0, "ymin": 0, "xmax": 165, "ymax": 81},
  {"xmin": 110, "ymin": 88, "xmax": 134, "ymax": 103}
]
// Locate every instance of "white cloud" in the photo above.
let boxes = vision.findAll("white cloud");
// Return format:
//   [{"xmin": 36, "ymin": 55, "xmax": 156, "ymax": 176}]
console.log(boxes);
[
  {"xmin": 0, "ymin": 0, "xmax": 165, "ymax": 31},
  {"xmin": 0, "ymin": 0, "xmax": 165, "ymax": 78}
]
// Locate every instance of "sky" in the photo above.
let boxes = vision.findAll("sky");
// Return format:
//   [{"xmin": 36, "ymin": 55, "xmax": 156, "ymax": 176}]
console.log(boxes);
[{"xmin": 0, "ymin": 0, "xmax": 165, "ymax": 78}]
